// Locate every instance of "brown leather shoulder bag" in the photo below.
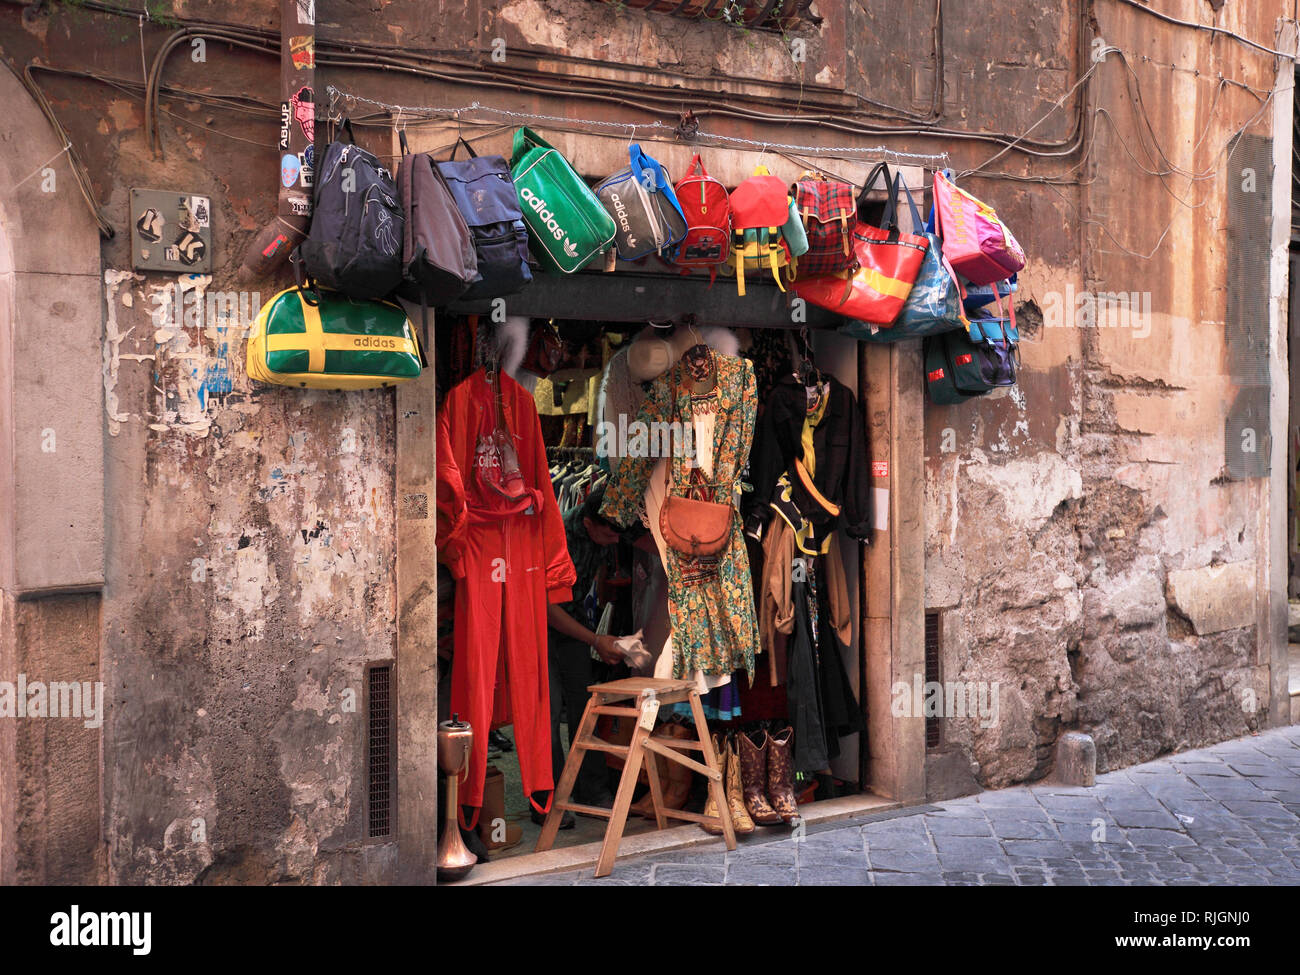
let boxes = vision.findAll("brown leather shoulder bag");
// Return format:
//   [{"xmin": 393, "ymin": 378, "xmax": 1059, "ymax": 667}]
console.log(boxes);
[{"xmin": 658, "ymin": 352, "xmax": 733, "ymax": 558}]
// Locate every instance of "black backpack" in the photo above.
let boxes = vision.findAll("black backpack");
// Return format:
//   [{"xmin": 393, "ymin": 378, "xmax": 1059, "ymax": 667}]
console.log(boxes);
[
  {"xmin": 395, "ymin": 130, "xmax": 478, "ymax": 306},
  {"xmin": 296, "ymin": 119, "xmax": 404, "ymax": 300},
  {"xmin": 436, "ymin": 137, "xmax": 533, "ymax": 300}
]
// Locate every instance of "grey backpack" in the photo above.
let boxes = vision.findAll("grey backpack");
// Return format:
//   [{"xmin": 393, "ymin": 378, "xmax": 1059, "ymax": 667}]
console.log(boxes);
[
  {"xmin": 395, "ymin": 130, "xmax": 478, "ymax": 306},
  {"xmin": 595, "ymin": 144, "xmax": 688, "ymax": 261}
]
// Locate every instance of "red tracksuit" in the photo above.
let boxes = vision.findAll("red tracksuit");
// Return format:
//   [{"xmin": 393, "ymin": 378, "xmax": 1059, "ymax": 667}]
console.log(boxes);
[{"xmin": 437, "ymin": 368, "xmax": 575, "ymax": 816}]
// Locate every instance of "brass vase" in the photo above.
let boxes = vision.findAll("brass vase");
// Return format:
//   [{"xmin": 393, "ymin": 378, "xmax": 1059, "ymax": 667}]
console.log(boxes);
[{"xmin": 436, "ymin": 713, "xmax": 477, "ymax": 881}]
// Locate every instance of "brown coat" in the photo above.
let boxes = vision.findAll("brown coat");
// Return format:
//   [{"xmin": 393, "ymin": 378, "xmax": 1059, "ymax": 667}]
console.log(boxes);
[{"xmin": 758, "ymin": 517, "xmax": 852, "ymax": 686}]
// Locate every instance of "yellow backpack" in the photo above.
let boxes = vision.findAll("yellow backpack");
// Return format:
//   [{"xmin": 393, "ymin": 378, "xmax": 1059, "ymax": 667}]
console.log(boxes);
[{"xmin": 721, "ymin": 165, "xmax": 809, "ymax": 295}]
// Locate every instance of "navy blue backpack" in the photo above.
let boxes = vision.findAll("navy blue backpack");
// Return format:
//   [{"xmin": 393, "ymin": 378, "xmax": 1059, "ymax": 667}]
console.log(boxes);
[{"xmin": 437, "ymin": 137, "xmax": 533, "ymax": 300}]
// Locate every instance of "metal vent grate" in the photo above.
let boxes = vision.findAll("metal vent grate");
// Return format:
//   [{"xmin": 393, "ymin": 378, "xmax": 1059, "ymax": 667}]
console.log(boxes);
[
  {"xmin": 924, "ymin": 612, "xmax": 941, "ymax": 750},
  {"xmin": 367, "ymin": 663, "xmax": 394, "ymax": 838}
]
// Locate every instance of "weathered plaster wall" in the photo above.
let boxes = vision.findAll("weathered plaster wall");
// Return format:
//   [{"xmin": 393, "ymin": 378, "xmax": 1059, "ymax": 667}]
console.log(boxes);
[
  {"xmin": 921, "ymin": 0, "xmax": 1289, "ymax": 790},
  {"xmin": 3, "ymin": 0, "xmax": 405, "ymax": 883},
  {"xmin": 2, "ymin": 0, "xmax": 1292, "ymax": 883}
]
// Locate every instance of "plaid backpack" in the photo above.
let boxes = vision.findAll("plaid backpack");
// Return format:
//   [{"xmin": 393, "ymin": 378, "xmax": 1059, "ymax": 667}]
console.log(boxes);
[{"xmin": 791, "ymin": 172, "xmax": 856, "ymax": 278}]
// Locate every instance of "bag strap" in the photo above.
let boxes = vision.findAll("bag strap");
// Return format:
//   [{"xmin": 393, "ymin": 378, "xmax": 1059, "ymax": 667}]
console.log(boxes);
[
  {"xmin": 895, "ymin": 173, "xmax": 924, "ymax": 236},
  {"xmin": 417, "ymin": 300, "xmax": 430, "ymax": 370},
  {"xmin": 765, "ymin": 226, "xmax": 784, "ymax": 290},
  {"xmin": 448, "ymin": 136, "xmax": 478, "ymax": 160},
  {"xmin": 511, "ymin": 126, "xmax": 548, "ymax": 167},
  {"xmin": 291, "ymin": 248, "xmax": 319, "ymax": 306},
  {"xmin": 398, "ymin": 129, "xmax": 410, "ymax": 156},
  {"xmin": 686, "ymin": 153, "xmax": 705, "ymax": 177},
  {"xmin": 993, "ymin": 286, "xmax": 1018, "ymax": 335},
  {"xmin": 879, "ymin": 170, "xmax": 902, "ymax": 233},
  {"xmin": 734, "ymin": 230, "xmax": 747, "ymax": 296},
  {"xmin": 857, "ymin": 162, "xmax": 891, "ymax": 212},
  {"xmin": 340, "ymin": 117, "xmax": 356, "ymax": 145}
]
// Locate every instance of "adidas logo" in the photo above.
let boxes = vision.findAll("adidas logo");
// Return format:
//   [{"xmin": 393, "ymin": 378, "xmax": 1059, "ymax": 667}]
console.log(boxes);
[
  {"xmin": 563, "ymin": 240, "xmax": 579, "ymax": 258},
  {"xmin": 520, "ymin": 187, "xmax": 567, "ymax": 242},
  {"xmin": 354, "ymin": 336, "xmax": 397, "ymax": 349},
  {"xmin": 609, "ymin": 192, "xmax": 633, "ymax": 235}
]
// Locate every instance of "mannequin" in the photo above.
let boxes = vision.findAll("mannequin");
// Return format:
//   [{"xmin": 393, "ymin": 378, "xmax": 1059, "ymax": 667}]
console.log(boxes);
[
  {"xmin": 497, "ymin": 314, "xmax": 537, "ymax": 394},
  {"xmin": 626, "ymin": 321, "xmax": 739, "ymax": 383},
  {"xmin": 618, "ymin": 320, "xmax": 742, "ymax": 691}
]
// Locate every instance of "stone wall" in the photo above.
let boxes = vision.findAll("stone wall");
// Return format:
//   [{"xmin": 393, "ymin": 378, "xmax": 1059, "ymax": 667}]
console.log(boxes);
[
  {"xmin": 921, "ymin": 0, "xmax": 1288, "ymax": 789},
  {"xmin": 0, "ymin": 0, "xmax": 1292, "ymax": 883}
]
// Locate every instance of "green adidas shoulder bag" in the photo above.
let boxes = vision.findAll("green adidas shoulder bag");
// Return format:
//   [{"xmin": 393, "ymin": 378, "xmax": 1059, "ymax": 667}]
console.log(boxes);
[
  {"xmin": 247, "ymin": 287, "xmax": 423, "ymax": 390},
  {"xmin": 510, "ymin": 127, "xmax": 616, "ymax": 274}
]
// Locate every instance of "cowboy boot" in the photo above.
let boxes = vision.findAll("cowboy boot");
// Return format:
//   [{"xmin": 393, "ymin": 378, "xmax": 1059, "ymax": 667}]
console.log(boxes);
[
  {"xmin": 725, "ymin": 735, "xmax": 756, "ymax": 834},
  {"xmin": 737, "ymin": 730, "xmax": 783, "ymax": 826},
  {"xmin": 701, "ymin": 733, "xmax": 726, "ymax": 835},
  {"xmin": 764, "ymin": 728, "xmax": 801, "ymax": 824}
]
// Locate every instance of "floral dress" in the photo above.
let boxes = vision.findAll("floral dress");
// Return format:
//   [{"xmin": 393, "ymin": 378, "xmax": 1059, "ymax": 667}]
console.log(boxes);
[{"xmin": 600, "ymin": 351, "xmax": 760, "ymax": 682}]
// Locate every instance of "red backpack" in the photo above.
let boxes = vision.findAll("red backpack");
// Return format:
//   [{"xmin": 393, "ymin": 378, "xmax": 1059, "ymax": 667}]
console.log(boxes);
[{"xmin": 672, "ymin": 154, "xmax": 731, "ymax": 273}]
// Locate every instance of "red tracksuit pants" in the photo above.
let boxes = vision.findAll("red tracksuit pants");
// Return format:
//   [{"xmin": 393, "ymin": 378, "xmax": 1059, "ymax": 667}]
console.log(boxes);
[{"xmin": 451, "ymin": 512, "xmax": 554, "ymax": 817}]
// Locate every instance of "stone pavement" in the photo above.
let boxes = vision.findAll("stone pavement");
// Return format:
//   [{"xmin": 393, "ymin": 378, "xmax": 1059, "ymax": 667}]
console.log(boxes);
[{"xmin": 494, "ymin": 725, "xmax": 1300, "ymax": 886}]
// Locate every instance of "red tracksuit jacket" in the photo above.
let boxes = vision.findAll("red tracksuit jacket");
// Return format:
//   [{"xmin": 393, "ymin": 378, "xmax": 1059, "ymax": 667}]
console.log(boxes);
[{"xmin": 437, "ymin": 368, "xmax": 575, "ymax": 816}]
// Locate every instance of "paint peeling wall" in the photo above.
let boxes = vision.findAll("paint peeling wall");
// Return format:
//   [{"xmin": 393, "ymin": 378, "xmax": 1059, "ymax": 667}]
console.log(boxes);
[
  {"xmin": 921, "ymin": 0, "xmax": 1291, "ymax": 794},
  {"xmin": 3, "ymin": 0, "xmax": 406, "ymax": 884},
  {"xmin": 2, "ymin": 0, "xmax": 1293, "ymax": 884},
  {"xmin": 97, "ymin": 258, "xmax": 399, "ymax": 882}
]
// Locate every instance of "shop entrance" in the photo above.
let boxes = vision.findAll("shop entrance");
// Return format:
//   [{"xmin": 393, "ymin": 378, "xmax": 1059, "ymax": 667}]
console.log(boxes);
[{"xmin": 432, "ymin": 281, "xmax": 881, "ymax": 872}]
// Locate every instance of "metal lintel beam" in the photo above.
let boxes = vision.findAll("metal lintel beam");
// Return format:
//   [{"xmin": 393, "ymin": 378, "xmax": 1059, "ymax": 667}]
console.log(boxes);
[{"xmin": 448, "ymin": 270, "xmax": 845, "ymax": 329}]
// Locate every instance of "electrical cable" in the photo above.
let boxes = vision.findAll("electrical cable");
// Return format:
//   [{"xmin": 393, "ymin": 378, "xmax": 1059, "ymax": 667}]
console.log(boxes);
[
  {"xmin": 1114, "ymin": 0, "xmax": 1297, "ymax": 61},
  {"xmin": 2, "ymin": 58, "xmax": 114, "ymax": 237},
  {"xmin": 324, "ymin": 85, "xmax": 952, "ymax": 165},
  {"xmin": 7, "ymin": 0, "xmax": 1094, "ymax": 154}
]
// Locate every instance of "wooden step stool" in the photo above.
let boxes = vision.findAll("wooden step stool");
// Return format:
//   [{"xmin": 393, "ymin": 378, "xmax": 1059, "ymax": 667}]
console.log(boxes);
[{"xmin": 535, "ymin": 676, "xmax": 736, "ymax": 877}]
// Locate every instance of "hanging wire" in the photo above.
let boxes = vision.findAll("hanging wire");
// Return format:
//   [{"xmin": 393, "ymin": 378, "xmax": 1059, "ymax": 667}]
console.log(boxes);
[
  {"xmin": 322, "ymin": 85, "xmax": 952, "ymax": 166},
  {"xmin": 1114, "ymin": 0, "xmax": 1299, "ymax": 61}
]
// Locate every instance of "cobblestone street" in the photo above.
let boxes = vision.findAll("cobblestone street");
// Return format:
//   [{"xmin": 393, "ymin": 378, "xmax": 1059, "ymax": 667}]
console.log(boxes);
[{"xmin": 496, "ymin": 726, "xmax": 1300, "ymax": 886}]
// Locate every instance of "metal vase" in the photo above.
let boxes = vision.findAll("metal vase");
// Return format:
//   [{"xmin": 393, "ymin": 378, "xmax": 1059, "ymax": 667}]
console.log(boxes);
[{"xmin": 436, "ymin": 714, "xmax": 476, "ymax": 882}]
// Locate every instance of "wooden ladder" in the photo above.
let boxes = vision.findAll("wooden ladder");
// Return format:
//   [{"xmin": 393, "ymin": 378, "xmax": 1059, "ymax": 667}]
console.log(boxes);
[{"xmin": 535, "ymin": 676, "xmax": 736, "ymax": 877}]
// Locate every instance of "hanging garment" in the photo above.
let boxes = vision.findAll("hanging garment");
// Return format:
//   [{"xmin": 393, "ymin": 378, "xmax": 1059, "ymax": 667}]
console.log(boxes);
[
  {"xmin": 643, "ymin": 453, "xmax": 733, "ymax": 700},
  {"xmin": 742, "ymin": 327, "xmax": 793, "ymax": 405},
  {"xmin": 601, "ymin": 351, "xmax": 760, "ymax": 681},
  {"xmin": 435, "ymin": 415, "xmax": 468, "ymax": 576},
  {"xmin": 596, "ymin": 347, "xmax": 648, "ymax": 478},
  {"xmin": 534, "ymin": 368, "xmax": 601, "ymax": 422},
  {"xmin": 438, "ymin": 368, "xmax": 576, "ymax": 815},
  {"xmin": 787, "ymin": 568, "xmax": 831, "ymax": 774},
  {"xmin": 758, "ymin": 516, "xmax": 853, "ymax": 686},
  {"xmin": 743, "ymin": 374, "xmax": 872, "ymax": 547},
  {"xmin": 815, "ymin": 570, "xmax": 867, "ymax": 758}
]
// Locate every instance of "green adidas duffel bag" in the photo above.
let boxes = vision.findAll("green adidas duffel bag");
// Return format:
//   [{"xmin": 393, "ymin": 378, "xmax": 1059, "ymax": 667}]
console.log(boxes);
[
  {"xmin": 247, "ymin": 286, "xmax": 422, "ymax": 390},
  {"xmin": 510, "ymin": 126, "xmax": 616, "ymax": 274}
]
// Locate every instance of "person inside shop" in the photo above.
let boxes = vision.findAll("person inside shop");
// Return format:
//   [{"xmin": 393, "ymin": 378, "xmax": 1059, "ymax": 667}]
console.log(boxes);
[{"xmin": 539, "ymin": 484, "xmax": 625, "ymax": 825}]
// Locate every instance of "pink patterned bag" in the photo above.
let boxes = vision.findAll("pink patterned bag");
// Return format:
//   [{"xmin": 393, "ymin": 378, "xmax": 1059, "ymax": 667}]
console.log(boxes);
[{"xmin": 933, "ymin": 170, "xmax": 1025, "ymax": 288}]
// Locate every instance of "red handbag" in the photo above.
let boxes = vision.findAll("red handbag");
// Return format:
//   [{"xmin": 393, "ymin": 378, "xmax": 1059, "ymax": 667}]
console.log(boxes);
[{"xmin": 792, "ymin": 164, "xmax": 928, "ymax": 326}]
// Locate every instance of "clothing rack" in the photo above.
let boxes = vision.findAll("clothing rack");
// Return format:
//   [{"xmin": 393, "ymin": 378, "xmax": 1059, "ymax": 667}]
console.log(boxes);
[{"xmin": 547, "ymin": 445, "xmax": 595, "ymax": 460}]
